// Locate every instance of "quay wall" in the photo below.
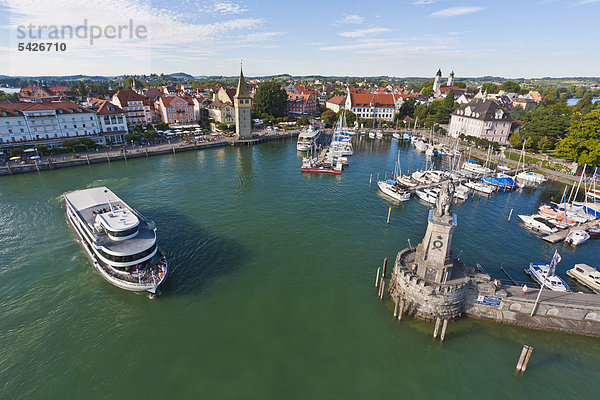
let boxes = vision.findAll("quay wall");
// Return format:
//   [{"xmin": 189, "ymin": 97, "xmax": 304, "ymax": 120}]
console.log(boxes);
[
  {"xmin": 465, "ymin": 272, "xmax": 600, "ymax": 336},
  {"xmin": 0, "ymin": 132, "xmax": 298, "ymax": 177}
]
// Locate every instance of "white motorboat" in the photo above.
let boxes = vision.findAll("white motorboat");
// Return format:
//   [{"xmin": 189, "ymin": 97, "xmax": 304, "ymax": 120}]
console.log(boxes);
[
  {"xmin": 64, "ymin": 187, "xmax": 168, "ymax": 294},
  {"xmin": 396, "ymin": 175, "xmax": 417, "ymax": 188},
  {"xmin": 296, "ymin": 125, "xmax": 321, "ymax": 151},
  {"xmin": 415, "ymin": 188, "xmax": 439, "ymax": 204},
  {"xmin": 461, "ymin": 160, "xmax": 493, "ymax": 176},
  {"xmin": 463, "ymin": 179, "xmax": 495, "ymax": 194},
  {"xmin": 392, "ymin": 132, "xmax": 401, "ymax": 140},
  {"xmin": 414, "ymin": 140, "xmax": 428, "ymax": 152},
  {"xmin": 377, "ymin": 180, "xmax": 411, "ymax": 202},
  {"xmin": 368, "ymin": 131, "xmax": 376, "ymax": 139},
  {"xmin": 525, "ymin": 262, "xmax": 569, "ymax": 292},
  {"xmin": 516, "ymin": 171, "xmax": 547, "ymax": 184},
  {"xmin": 375, "ymin": 131, "xmax": 384, "ymax": 139},
  {"xmin": 454, "ymin": 184, "xmax": 469, "ymax": 201},
  {"xmin": 565, "ymin": 230, "xmax": 590, "ymax": 246},
  {"xmin": 518, "ymin": 214, "xmax": 559, "ymax": 234},
  {"xmin": 566, "ymin": 264, "xmax": 600, "ymax": 293}
]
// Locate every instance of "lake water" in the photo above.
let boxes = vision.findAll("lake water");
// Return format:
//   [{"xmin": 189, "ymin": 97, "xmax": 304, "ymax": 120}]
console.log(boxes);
[
  {"xmin": 0, "ymin": 87, "xmax": 20, "ymax": 94},
  {"xmin": 1, "ymin": 138, "xmax": 599, "ymax": 399},
  {"xmin": 567, "ymin": 97, "xmax": 600, "ymax": 106}
]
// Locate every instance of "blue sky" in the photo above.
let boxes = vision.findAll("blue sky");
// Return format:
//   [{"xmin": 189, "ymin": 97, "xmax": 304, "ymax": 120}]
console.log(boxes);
[{"xmin": 0, "ymin": 0, "xmax": 599, "ymax": 78}]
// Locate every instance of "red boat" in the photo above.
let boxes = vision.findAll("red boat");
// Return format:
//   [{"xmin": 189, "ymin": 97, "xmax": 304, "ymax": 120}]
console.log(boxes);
[{"xmin": 301, "ymin": 157, "xmax": 343, "ymax": 175}]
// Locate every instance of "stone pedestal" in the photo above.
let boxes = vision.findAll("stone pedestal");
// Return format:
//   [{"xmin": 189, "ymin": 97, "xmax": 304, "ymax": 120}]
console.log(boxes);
[{"xmin": 415, "ymin": 210, "xmax": 457, "ymax": 283}]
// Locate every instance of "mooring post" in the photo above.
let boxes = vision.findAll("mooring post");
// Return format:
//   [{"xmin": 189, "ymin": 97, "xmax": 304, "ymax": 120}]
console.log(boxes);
[
  {"xmin": 382, "ymin": 258, "xmax": 388, "ymax": 277},
  {"xmin": 433, "ymin": 318, "xmax": 441, "ymax": 339},
  {"xmin": 86, "ymin": 154, "xmax": 90, "ymax": 165},
  {"xmin": 369, "ymin": 173, "xmax": 372, "ymax": 185},
  {"xmin": 375, "ymin": 267, "xmax": 381, "ymax": 288},
  {"xmin": 393, "ymin": 299, "xmax": 399, "ymax": 317},
  {"xmin": 521, "ymin": 346, "xmax": 533, "ymax": 373},
  {"xmin": 172, "ymin": 145, "xmax": 176, "ymax": 155},
  {"xmin": 123, "ymin": 150, "xmax": 127, "ymax": 161},
  {"xmin": 377, "ymin": 173, "xmax": 379, "ymax": 181},
  {"xmin": 106, "ymin": 152, "xmax": 110, "ymax": 163},
  {"xmin": 440, "ymin": 319, "xmax": 448, "ymax": 342},
  {"xmin": 516, "ymin": 345, "xmax": 529, "ymax": 372},
  {"xmin": 508, "ymin": 208, "xmax": 513, "ymax": 222},
  {"xmin": 379, "ymin": 279, "xmax": 386, "ymax": 300},
  {"xmin": 386, "ymin": 206, "xmax": 392, "ymax": 225},
  {"xmin": 34, "ymin": 159, "xmax": 40, "ymax": 172},
  {"xmin": 398, "ymin": 300, "xmax": 404, "ymax": 320},
  {"xmin": 7, "ymin": 163, "xmax": 12, "ymax": 174},
  {"xmin": 146, "ymin": 147, "xmax": 149, "ymax": 157}
]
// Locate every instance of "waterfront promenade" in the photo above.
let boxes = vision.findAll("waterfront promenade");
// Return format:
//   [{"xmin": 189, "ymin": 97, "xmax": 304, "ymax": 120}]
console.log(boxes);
[{"xmin": 0, "ymin": 130, "xmax": 299, "ymax": 176}]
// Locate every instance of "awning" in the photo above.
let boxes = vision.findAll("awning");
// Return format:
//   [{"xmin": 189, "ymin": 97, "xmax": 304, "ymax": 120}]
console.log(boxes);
[
  {"xmin": 10, "ymin": 156, "xmax": 20, "ymax": 160},
  {"xmin": 24, "ymin": 148, "xmax": 36, "ymax": 153}
]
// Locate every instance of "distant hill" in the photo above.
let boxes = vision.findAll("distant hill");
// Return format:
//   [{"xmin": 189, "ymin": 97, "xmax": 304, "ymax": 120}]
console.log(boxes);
[{"xmin": 168, "ymin": 72, "xmax": 195, "ymax": 80}]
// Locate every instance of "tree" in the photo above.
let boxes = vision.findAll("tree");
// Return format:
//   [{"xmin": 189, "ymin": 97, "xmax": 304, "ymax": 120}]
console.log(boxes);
[
  {"xmin": 321, "ymin": 109, "xmax": 337, "ymax": 126},
  {"xmin": 77, "ymin": 81, "xmax": 89, "ymax": 96},
  {"xmin": 124, "ymin": 133, "xmax": 142, "ymax": 143},
  {"xmin": 510, "ymin": 106, "xmax": 527, "ymax": 121},
  {"xmin": 454, "ymin": 81, "xmax": 466, "ymax": 89},
  {"xmin": 253, "ymin": 81, "xmax": 287, "ymax": 117},
  {"xmin": 155, "ymin": 122, "xmax": 169, "ymax": 131},
  {"xmin": 500, "ymin": 81, "xmax": 521, "ymax": 93},
  {"xmin": 336, "ymin": 109, "xmax": 357, "ymax": 127},
  {"xmin": 297, "ymin": 117, "xmax": 309, "ymax": 126},
  {"xmin": 125, "ymin": 77, "xmax": 145, "ymax": 90},
  {"xmin": 575, "ymin": 92, "xmax": 595, "ymax": 115},
  {"xmin": 556, "ymin": 109, "xmax": 600, "ymax": 166},
  {"xmin": 144, "ymin": 130, "xmax": 158, "ymax": 140},
  {"xmin": 508, "ymin": 130, "xmax": 522, "ymax": 148},
  {"xmin": 398, "ymin": 97, "xmax": 417, "ymax": 118},
  {"xmin": 0, "ymin": 90, "xmax": 18, "ymax": 101},
  {"xmin": 519, "ymin": 103, "xmax": 571, "ymax": 151},
  {"xmin": 480, "ymin": 83, "xmax": 500, "ymax": 94}
]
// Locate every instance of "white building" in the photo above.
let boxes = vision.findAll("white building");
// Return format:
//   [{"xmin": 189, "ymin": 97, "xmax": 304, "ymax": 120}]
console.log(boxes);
[
  {"xmin": 345, "ymin": 88, "xmax": 396, "ymax": 122},
  {"xmin": 0, "ymin": 101, "xmax": 102, "ymax": 147},
  {"xmin": 448, "ymin": 99, "xmax": 512, "ymax": 144},
  {"xmin": 88, "ymin": 99, "xmax": 128, "ymax": 144},
  {"xmin": 112, "ymin": 90, "xmax": 152, "ymax": 127}
]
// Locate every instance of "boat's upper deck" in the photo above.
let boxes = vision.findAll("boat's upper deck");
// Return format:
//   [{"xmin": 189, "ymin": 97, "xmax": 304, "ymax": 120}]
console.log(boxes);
[{"xmin": 65, "ymin": 187, "xmax": 156, "ymax": 255}]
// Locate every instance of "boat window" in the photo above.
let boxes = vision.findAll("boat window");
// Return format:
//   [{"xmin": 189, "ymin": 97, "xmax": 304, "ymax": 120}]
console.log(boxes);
[
  {"xmin": 106, "ymin": 225, "xmax": 139, "ymax": 238},
  {"xmin": 98, "ymin": 242, "xmax": 156, "ymax": 263},
  {"xmin": 576, "ymin": 268, "xmax": 584, "ymax": 273}
]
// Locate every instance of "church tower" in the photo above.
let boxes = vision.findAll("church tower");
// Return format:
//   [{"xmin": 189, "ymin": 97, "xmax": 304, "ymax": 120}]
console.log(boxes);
[
  {"xmin": 433, "ymin": 69, "xmax": 442, "ymax": 96},
  {"xmin": 447, "ymin": 70, "xmax": 454, "ymax": 87},
  {"xmin": 234, "ymin": 65, "xmax": 252, "ymax": 139}
]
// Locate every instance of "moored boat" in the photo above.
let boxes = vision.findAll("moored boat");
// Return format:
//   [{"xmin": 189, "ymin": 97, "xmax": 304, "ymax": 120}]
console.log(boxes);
[
  {"xmin": 518, "ymin": 214, "xmax": 559, "ymax": 234},
  {"xmin": 377, "ymin": 180, "xmax": 411, "ymax": 202},
  {"xmin": 566, "ymin": 264, "xmax": 600, "ymax": 293},
  {"xmin": 296, "ymin": 125, "xmax": 321, "ymax": 151},
  {"xmin": 64, "ymin": 187, "xmax": 168, "ymax": 294},
  {"xmin": 565, "ymin": 230, "xmax": 590, "ymax": 246},
  {"xmin": 301, "ymin": 157, "xmax": 342, "ymax": 174},
  {"xmin": 525, "ymin": 262, "xmax": 569, "ymax": 291}
]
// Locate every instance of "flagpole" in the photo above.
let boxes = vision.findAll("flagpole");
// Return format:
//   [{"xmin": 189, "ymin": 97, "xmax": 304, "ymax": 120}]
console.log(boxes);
[
  {"xmin": 530, "ymin": 273, "xmax": 546, "ymax": 317},
  {"xmin": 531, "ymin": 250, "xmax": 560, "ymax": 317}
]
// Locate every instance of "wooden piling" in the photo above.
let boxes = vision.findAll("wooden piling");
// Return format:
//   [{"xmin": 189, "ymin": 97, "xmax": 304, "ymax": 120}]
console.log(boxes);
[
  {"xmin": 386, "ymin": 206, "xmax": 392, "ymax": 225},
  {"xmin": 393, "ymin": 299, "xmax": 399, "ymax": 317},
  {"xmin": 375, "ymin": 267, "xmax": 381, "ymax": 288},
  {"xmin": 440, "ymin": 319, "xmax": 448, "ymax": 342},
  {"xmin": 398, "ymin": 300, "xmax": 404, "ymax": 320},
  {"xmin": 172, "ymin": 145, "xmax": 176, "ymax": 155},
  {"xmin": 508, "ymin": 208, "xmax": 513, "ymax": 221},
  {"xmin": 379, "ymin": 279, "xmax": 386, "ymax": 300},
  {"xmin": 6, "ymin": 163, "xmax": 12, "ymax": 174},
  {"xmin": 123, "ymin": 150, "xmax": 127, "ymax": 161},
  {"xmin": 521, "ymin": 346, "xmax": 534, "ymax": 372},
  {"xmin": 433, "ymin": 318, "xmax": 441, "ymax": 339},
  {"xmin": 86, "ymin": 154, "xmax": 90, "ymax": 165},
  {"xmin": 516, "ymin": 345, "xmax": 529, "ymax": 372},
  {"xmin": 382, "ymin": 258, "xmax": 388, "ymax": 277},
  {"xmin": 34, "ymin": 159, "xmax": 40, "ymax": 172},
  {"xmin": 369, "ymin": 173, "xmax": 372, "ymax": 185},
  {"xmin": 106, "ymin": 152, "xmax": 110, "ymax": 163},
  {"xmin": 146, "ymin": 147, "xmax": 149, "ymax": 157}
]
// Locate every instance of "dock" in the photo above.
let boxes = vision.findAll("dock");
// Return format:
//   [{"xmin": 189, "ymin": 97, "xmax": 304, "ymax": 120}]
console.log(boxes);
[{"xmin": 542, "ymin": 220, "xmax": 598, "ymax": 243}]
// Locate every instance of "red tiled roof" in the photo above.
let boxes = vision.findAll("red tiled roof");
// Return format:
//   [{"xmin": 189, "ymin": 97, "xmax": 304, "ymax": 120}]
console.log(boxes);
[
  {"xmin": 160, "ymin": 96, "xmax": 194, "ymax": 106},
  {"xmin": 113, "ymin": 89, "xmax": 145, "ymax": 104},
  {"xmin": 349, "ymin": 93, "xmax": 395, "ymax": 108},
  {"xmin": 0, "ymin": 101, "xmax": 93, "ymax": 116},
  {"xmin": 89, "ymin": 98, "xmax": 125, "ymax": 115},
  {"xmin": 326, "ymin": 96, "xmax": 346, "ymax": 105}
]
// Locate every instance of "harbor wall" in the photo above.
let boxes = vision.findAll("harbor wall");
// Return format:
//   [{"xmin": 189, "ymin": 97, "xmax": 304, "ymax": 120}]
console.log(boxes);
[
  {"xmin": 0, "ymin": 132, "xmax": 298, "ymax": 177},
  {"xmin": 465, "ymin": 271, "xmax": 600, "ymax": 336}
]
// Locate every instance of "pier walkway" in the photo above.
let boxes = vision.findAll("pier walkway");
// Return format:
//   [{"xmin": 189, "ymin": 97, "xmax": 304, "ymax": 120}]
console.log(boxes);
[{"xmin": 542, "ymin": 219, "xmax": 599, "ymax": 243}]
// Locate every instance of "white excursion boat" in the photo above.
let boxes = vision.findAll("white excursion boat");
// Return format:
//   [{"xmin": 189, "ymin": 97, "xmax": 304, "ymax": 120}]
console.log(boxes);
[
  {"xmin": 64, "ymin": 187, "xmax": 168, "ymax": 294},
  {"xmin": 566, "ymin": 264, "xmax": 600, "ymax": 293},
  {"xmin": 525, "ymin": 262, "xmax": 569, "ymax": 292},
  {"xmin": 414, "ymin": 140, "xmax": 428, "ymax": 152},
  {"xmin": 518, "ymin": 214, "xmax": 559, "ymax": 234},
  {"xmin": 296, "ymin": 125, "xmax": 321, "ymax": 151},
  {"xmin": 565, "ymin": 230, "xmax": 590, "ymax": 246},
  {"xmin": 377, "ymin": 180, "xmax": 411, "ymax": 202}
]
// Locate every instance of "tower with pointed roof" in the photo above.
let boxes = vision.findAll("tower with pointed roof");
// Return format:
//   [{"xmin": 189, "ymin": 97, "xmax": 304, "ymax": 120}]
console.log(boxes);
[
  {"xmin": 234, "ymin": 65, "xmax": 252, "ymax": 139},
  {"xmin": 447, "ymin": 71, "xmax": 454, "ymax": 87},
  {"xmin": 433, "ymin": 69, "xmax": 442, "ymax": 96}
]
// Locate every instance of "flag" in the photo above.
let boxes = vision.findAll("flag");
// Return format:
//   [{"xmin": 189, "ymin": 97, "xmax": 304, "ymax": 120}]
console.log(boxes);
[{"xmin": 549, "ymin": 250, "xmax": 561, "ymax": 276}]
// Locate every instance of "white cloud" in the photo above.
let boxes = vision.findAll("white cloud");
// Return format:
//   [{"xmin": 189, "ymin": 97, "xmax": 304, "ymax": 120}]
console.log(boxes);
[
  {"xmin": 430, "ymin": 6, "xmax": 484, "ymax": 18},
  {"xmin": 572, "ymin": 0, "xmax": 600, "ymax": 5},
  {"xmin": 211, "ymin": 1, "xmax": 248, "ymax": 14},
  {"xmin": 412, "ymin": 0, "xmax": 438, "ymax": 5},
  {"xmin": 242, "ymin": 31, "xmax": 285, "ymax": 41},
  {"xmin": 338, "ymin": 27, "xmax": 393, "ymax": 38},
  {"xmin": 338, "ymin": 14, "xmax": 364, "ymax": 24}
]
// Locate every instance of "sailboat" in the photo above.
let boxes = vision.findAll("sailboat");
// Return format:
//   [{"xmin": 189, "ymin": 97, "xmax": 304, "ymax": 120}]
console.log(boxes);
[{"xmin": 329, "ymin": 112, "xmax": 354, "ymax": 157}]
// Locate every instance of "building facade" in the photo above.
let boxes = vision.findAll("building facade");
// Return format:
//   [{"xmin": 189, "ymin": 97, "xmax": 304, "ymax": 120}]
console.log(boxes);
[
  {"xmin": 286, "ymin": 92, "xmax": 317, "ymax": 115},
  {"xmin": 88, "ymin": 99, "xmax": 128, "ymax": 144},
  {"xmin": 207, "ymin": 103, "xmax": 235, "ymax": 124},
  {"xmin": 112, "ymin": 90, "xmax": 152, "ymax": 127},
  {"xmin": 448, "ymin": 99, "xmax": 512, "ymax": 144},
  {"xmin": 325, "ymin": 96, "xmax": 346, "ymax": 113},
  {"xmin": 0, "ymin": 101, "xmax": 102, "ymax": 147},
  {"xmin": 157, "ymin": 96, "xmax": 195, "ymax": 124},
  {"xmin": 345, "ymin": 90, "xmax": 396, "ymax": 122}
]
